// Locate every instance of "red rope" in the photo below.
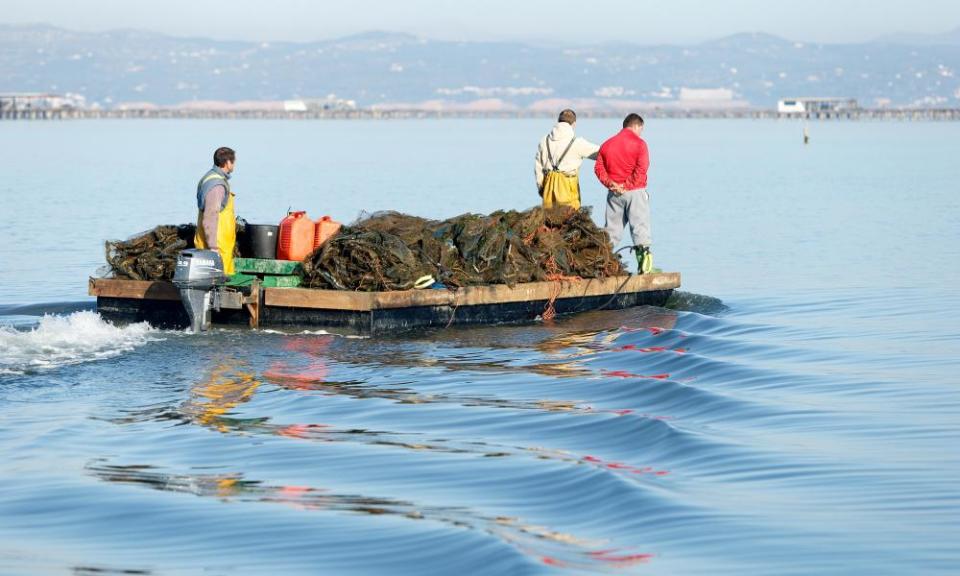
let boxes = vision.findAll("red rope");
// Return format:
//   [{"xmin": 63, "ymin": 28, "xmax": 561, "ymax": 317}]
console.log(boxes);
[
  {"xmin": 541, "ymin": 256, "xmax": 581, "ymax": 321},
  {"xmin": 520, "ymin": 211, "xmax": 583, "ymax": 321}
]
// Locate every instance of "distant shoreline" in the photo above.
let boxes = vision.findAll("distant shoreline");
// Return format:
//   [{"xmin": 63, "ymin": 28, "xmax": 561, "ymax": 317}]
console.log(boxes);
[{"xmin": 2, "ymin": 108, "xmax": 959, "ymax": 121}]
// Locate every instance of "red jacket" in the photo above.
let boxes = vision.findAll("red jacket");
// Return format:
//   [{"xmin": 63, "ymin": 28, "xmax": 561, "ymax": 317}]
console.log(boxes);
[{"xmin": 594, "ymin": 128, "xmax": 649, "ymax": 191}]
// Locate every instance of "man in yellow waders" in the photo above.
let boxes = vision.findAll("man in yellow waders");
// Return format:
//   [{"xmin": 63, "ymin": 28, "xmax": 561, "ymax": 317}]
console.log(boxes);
[
  {"xmin": 194, "ymin": 147, "xmax": 238, "ymax": 275},
  {"xmin": 535, "ymin": 109, "xmax": 600, "ymax": 209}
]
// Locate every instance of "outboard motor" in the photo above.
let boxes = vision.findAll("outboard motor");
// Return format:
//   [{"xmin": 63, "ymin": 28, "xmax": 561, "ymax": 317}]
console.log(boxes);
[{"xmin": 173, "ymin": 249, "xmax": 227, "ymax": 332}]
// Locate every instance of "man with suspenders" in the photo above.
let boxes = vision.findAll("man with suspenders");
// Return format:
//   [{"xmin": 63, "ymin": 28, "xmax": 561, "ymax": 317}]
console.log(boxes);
[
  {"xmin": 535, "ymin": 109, "xmax": 600, "ymax": 210},
  {"xmin": 194, "ymin": 147, "xmax": 238, "ymax": 275}
]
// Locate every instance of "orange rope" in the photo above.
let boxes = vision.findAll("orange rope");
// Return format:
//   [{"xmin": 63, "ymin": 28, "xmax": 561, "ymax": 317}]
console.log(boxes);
[
  {"xmin": 542, "ymin": 279, "xmax": 561, "ymax": 321},
  {"xmin": 523, "ymin": 225, "xmax": 550, "ymax": 246},
  {"xmin": 519, "ymin": 211, "xmax": 583, "ymax": 321},
  {"xmin": 541, "ymin": 256, "xmax": 581, "ymax": 321}
]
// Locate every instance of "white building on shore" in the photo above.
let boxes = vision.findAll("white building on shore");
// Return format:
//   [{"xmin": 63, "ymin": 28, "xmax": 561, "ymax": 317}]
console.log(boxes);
[
  {"xmin": 0, "ymin": 93, "xmax": 86, "ymax": 111},
  {"xmin": 777, "ymin": 97, "xmax": 859, "ymax": 114},
  {"xmin": 284, "ymin": 95, "xmax": 357, "ymax": 112}
]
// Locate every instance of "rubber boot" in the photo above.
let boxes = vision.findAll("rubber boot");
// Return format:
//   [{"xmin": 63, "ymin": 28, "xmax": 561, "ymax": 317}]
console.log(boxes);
[{"xmin": 635, "ymin": 246, "xmax": 653, "ymax": 275}]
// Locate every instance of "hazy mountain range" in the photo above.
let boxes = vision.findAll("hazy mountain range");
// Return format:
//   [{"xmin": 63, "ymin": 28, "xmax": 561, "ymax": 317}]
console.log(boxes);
[{"xmin": 2, "ymin": 23, "xmax": 959, "ymax": 109}]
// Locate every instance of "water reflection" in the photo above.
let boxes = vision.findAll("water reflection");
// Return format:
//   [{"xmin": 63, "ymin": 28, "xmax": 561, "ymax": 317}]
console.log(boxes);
[
  {"xmin": 263, "ymin": 336, "xmax": 332, "ymax": 389},
  {"xmin": 103, "ymin": 310, "xmax": 684, "ymax": 477},
  {"xmin": 267, "ymin": 307, "xmax": 682, "ymax": 383},
  {"xmin": 180, "ymin": 360, "xmax": 261, "ymax": 433},
  {"xmin": 85, "ymin": 460, "xmax": 653, "ymax": 570},
  {"xmin": 73, "ymin": 566, "xmax": 152, "ymax": 575},
  {"xmin": 109, "ymin": 371, "xmax": 673, "ymax": 485},
  {"xmin": 260, "ymin": 308, "xmax": 684, "ymax": 416},
  {"xmin": 82, "ymin": 313, "xmax": 691, "ymax": 572},
  {"xmin": 111, "ymin": 395, "xmax": 672, "ymax": 483}
]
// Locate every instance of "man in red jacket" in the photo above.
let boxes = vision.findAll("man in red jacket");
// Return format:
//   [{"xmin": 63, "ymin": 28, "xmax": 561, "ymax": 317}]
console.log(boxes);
[{"xmin": 594, "ymin": 113, "xmax": 654, "ymax": 274}]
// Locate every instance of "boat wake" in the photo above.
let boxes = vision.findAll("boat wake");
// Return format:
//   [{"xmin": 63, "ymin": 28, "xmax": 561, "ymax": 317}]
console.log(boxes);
[
  {"xmin": 666, "ymin": 290, "xmax": 728, "ymax": 315},
  {"xmin": 0, "ymin": 311, "xmax": 160, "ymax": 376},
  {"xmin": 0, "ymin": 300, "xmax": 95, "ymax": 318}
]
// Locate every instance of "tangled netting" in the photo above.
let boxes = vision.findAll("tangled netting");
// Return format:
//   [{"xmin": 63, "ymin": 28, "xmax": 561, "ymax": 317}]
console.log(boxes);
[
  {"xmin": 301, "ymin": 206, "xmax": 626, "ymax": 291},
  {"xmin": 105, "ymin": 225, "xmax": 195, "ymax": 280}
]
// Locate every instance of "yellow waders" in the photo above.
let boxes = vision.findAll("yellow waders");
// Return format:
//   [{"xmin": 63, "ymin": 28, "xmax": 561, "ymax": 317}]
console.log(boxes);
[
  {"xmin": 540, "ymin": 135, "xmax": 581, "ymax": 209},
  {"xmin": 541, "ymin": 171, "xmax": 581, "ymax": 210},
  {"xmin": 194, "ymin": 191, "xmax": 237, "ymax": 275}
]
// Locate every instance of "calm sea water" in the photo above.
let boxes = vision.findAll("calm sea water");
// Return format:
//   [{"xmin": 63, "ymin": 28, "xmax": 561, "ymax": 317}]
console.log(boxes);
[{"xmin": 1, "ymin": 119, "xmax": 958, "ymax": 575}]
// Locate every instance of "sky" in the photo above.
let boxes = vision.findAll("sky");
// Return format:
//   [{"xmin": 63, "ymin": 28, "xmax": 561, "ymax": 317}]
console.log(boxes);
[{"xmin": 2, "ymin": 0, "xmax": 959, "ymax": 45}]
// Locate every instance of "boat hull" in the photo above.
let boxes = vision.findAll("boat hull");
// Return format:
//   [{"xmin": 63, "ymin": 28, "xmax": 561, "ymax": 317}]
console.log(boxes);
[{"xmin": 90, "ymin": 274, "xmax": 680, "ymax": 335}]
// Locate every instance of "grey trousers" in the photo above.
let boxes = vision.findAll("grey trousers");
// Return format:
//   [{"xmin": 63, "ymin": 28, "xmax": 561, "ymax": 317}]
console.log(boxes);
[{"xmin": 604, "ymin": 188, "xmax": 651, "ymax": 248}]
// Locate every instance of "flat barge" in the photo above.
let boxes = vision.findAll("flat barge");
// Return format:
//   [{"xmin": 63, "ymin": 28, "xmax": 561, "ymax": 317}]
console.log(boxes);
[{"xmin": 89, "ymin": 273, "xmax": 680, "ymax": 335}]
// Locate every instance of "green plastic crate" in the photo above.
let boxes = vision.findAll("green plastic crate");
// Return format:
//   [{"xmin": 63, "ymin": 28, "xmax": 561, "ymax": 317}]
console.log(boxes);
[
  {"xmin": 226, "ymin": 270, "xmax": 303, "ymax": 289},
  {"xmin": 261, "ymin": 275, "xmax": 302, "ymax": 288},
  {"xmin": 234, "ymin": 258, "xmax": 303, "ymax": 276},
  {"xmin": 225, "ymin": 273, "xmax": 258, "ymax": 287}
]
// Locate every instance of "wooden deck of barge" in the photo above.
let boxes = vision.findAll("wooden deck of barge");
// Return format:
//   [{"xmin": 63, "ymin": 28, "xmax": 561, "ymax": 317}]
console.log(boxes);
[{"xmin": 89, "ymin": 273, "xmax": 680, "ymax": 334}]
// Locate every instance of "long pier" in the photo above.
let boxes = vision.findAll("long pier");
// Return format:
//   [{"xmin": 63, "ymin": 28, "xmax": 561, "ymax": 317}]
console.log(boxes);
[{"xmin": 2, "ymin": 107, "xmax": 959, "ymax": 121}]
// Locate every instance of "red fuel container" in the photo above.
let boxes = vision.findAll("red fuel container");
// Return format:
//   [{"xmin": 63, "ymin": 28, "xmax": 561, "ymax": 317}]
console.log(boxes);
[
  {"xmin": 313, "ymin": 216, "xmax": 342, "ymax": 250},
  {"xmin": 277, "ymin": 211, "xmax": 316, "ymax": 261}
]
